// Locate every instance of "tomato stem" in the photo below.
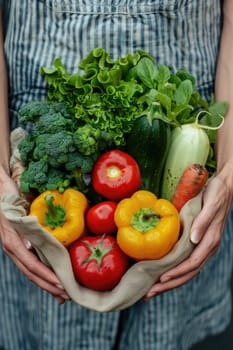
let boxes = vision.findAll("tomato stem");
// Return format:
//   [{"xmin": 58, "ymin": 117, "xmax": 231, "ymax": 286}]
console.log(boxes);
[{"xmin": 81, "ymin": 236, "xmax": 113, "ymax": 271}]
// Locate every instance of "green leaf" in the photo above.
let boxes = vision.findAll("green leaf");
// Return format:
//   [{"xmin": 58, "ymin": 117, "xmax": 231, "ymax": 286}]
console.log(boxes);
[
  {"xmin": 209, "ymin": 101, "xmax": 228, "ymax": 117},
  {"xmin": 40, "ymin": 67, "xmax": 57, "ymax": 75},
  {"xmin": 133, "ymin": 57, "xmax": 157, "ymax": 88},
  {"xmin": 155, "ymin": 64, "xmax": 171, "ymax": 85},
  {"xmin": 175, "ymin": 68, "xmax": 196, "ymax": 86},
  {"xmin": 154, "ymin": 92, "xmax": 171, "ymax": 116},
  {"xmin": 174, "ymin": 80, "xmax": 193, "ymax": 106}
]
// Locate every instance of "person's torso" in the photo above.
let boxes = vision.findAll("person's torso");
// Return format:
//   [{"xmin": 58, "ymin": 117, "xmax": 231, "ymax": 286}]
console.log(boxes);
[{"xmin": 2, "ymin": 0, "xmax": 222, "ymax": 128}]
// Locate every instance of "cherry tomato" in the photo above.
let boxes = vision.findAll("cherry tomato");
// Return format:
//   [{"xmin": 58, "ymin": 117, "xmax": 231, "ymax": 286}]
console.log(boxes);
[
  {"xmin": 91, "ymin": 149, "xmax": 141, "ymax": 201},
  {"xmin": 69, "ymin": 235, "xmax": 129, "ymax": 291},
  {"xmin": 86, "ymin": 201, "xmax": 117, "ymax": 235}
]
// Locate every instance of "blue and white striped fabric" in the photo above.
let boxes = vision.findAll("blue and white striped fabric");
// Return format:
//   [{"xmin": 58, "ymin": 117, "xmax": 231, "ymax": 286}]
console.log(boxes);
[{"xmin": 1, "ymin": 1, "xmax": 233, "ymax": 349}]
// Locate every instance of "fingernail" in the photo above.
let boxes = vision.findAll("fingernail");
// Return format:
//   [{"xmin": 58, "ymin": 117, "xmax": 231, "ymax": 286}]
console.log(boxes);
[
  {"xmin": 56, "ymin": 283, "xmax": 65, "ymax": 290},
  {"xmin": 61, "ymin": 293, "xmax": 70, "ymax": 300},
  {"xmin": 144, "ymin": 295, "xmax": 153, "ymax": 302},
  {"xmin": 144, "ymin": 293, "xmax": 154, "ymax": 301},
  {"xmin": 190, "ymin": 230, "xmax": 200, "ymax": 244}
]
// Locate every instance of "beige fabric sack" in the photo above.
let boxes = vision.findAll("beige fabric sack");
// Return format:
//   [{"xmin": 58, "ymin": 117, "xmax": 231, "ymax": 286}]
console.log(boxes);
[{"xmin": 0, "ymin": 192, "xmax": 202, "ymax": 312}]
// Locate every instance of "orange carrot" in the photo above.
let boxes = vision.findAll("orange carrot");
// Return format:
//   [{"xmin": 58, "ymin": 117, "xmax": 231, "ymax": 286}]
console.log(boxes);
[{"xmin": 172, "ymin": 163, "xmax": 209, "ymax": 212}]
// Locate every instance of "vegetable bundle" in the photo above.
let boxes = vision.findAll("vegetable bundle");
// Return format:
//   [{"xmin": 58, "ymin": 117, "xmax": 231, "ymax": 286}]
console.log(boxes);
[
  {"xmin": 18, "ymin": 48, "xmax": 227, "ymax": 196},
  {"xmin": 12, "ymin": 48, "xmax": 228, "ymax": 296}
]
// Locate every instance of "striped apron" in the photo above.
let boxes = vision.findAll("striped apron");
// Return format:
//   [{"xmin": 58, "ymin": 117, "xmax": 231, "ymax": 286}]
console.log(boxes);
[{"xmin": 1, "ymin": 1, "xmax": 233, "ymax": 349}]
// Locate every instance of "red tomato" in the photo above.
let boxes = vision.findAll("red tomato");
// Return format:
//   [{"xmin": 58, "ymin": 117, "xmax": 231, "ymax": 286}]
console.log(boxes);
[
  {"xmin": 86, "ymin": 201, "xmax": 117, "ymax": 235},
  {"xmin": 91, "ymin": 149, "xmax": 141, "ymax": 201},
  {"xmin": 69, "ymin": 235, "xmax": 129, "ymax": 291}
]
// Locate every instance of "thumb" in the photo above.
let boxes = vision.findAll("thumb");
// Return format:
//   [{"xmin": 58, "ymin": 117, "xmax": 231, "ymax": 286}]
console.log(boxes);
[
  {"xmin": 190, "ymin": 205, "xmax": 212, "ymax": 244},
  {"xmin": 189, "ymin": 175, "xmax": 231, "ymax": 244}
]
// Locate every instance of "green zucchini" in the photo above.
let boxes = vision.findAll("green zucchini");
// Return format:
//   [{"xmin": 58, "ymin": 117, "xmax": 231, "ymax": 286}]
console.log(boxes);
[{"xmin": 126, "ymin": 116, "xmax": 171, "ymax": 196}]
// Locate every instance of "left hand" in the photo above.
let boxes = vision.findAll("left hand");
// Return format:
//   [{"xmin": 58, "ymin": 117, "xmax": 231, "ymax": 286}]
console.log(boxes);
[{"xmin": 145, "ymin": 172, "xmax": 233, "ymax": 300}]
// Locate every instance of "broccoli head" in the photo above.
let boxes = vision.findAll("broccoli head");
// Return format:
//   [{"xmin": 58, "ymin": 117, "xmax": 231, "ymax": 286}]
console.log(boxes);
[
  {"xmin": 45, "ymin": 131, "xmax": 75, "ymax": 167},
  {"xmin": 73, "ymin": 124, "xmax": 100, "ymax": 156},
  {"xmin": 32, "ymin": 134, "xmax": 50, "ymax": 161},
  {"xmin": 18, "ymin": 101, "xmax": 75, "ymax": 127},
  {"xmin": 44, "ymin": 168, "xmax": 72, "ymax": 192},
  {"xmin": 34, "ymin": 112, "xmax": 74, "ymax": 135},
  {"xmin": 20, "ymin": 159, "xmax": 73, "ymax": 193},
  {"xmin": 18, "ymin": 101, "xmax": 50, "ymax": 124},
  {"xmin": 65, "ymin": 151, "xmax": 96, "ymax": 174},
  {"xmin": 18, "ymin": 135, "xmax": 35, "ymax": 165},
  {"xmin": 20, "ymin": 159, "xmax": 48, "ymax": 193}
]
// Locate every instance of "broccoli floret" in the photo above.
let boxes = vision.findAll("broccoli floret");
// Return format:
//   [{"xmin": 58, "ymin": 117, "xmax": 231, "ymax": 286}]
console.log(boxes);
[
  {"xmin": 18, "ymin": 135, "xmax": 35, "ymax": 165},
  {"xmin": 18, "ymin": 101, "xmax": 50, "ymax": 124},
  {"xmin": 19, "ymin": 160, "xmax": 73, "ymax": 193},
  {"xmin": 48, "ymin": 102, "xmax": 73, "ymax": 118},
  {"xmin": 65, "ymin": 151, "xmax": 96, "ymax": 173},
  {"xmin": 73, "ymin": 124, "xmax": 102, "ymax": 156},
  {"xmin": 64, "ymin": 151, "xmax": 95, "ymax": 191},
  {"xmin": 45, "ymin": 168, "xmax": 72, "ymax": 192},
  {"xmin": 45, "ymin": 131, "xmax": 75, "ymax": 167},
  {"xmin": 20, "ymin": 159, "xmax": 48, "ymax": 193},
  {"xmin": 73, "ymin": 124, "xmax": 114, "ymax": 156},
  {"xmin": 33, "ymin": 134, "xmax": 50, "ymax": 160},
  {"xmin": 34, "ymin": 112, "xmax": 74, "ymax": 135}
]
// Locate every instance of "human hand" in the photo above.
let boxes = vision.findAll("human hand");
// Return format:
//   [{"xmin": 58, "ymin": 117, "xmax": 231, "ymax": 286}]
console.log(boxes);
[
  {"xmin": 145, "ymin": 172, "xmax": 233, "ymax": 300},
  {"xmin": 0, "ymin": 165, "xmax": 70, "ymax": 304}
]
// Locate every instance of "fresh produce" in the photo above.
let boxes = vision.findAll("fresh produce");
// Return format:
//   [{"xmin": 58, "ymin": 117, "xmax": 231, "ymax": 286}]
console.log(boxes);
[
  {"xmin": 86, "ymin": 201, "xmax": 117, "ymax": 235},
  {"xmin": 91, "ymin": 150, "xmax": 141, "ymax": 201},
  {"xmin": 115, "ymin": 190, "xmax": 180, "ymax": 260},
  {"xmin": 40, "ymin": 49, "xmax": 151, "ymax": 147},
  {"xmin": 172, "ymin": 164, "xmax": 209, "ymax": 212},
  {"xmin": 13, "ymin": 48, "xmax": 230, "ymax": 297},
  {"xmin": 161, "ymin": 116, "xmax": 211, "ymax": 201},
  {"xmin": 18, "ymin": 101, "xmax": 114, "ymax": 194},
  {"xmin": 126, "ymin": 116, "xmax": 171, "ymax": 196},
  {"xmin": 29, "ymin": 189, "xmax": 89, "ymax": 246},
  {"xmin": 69, "ymin": 235, "xmax": 129, "ymax": 291},
  {"xmin": 19, "ymin": 49, "xmax": 228, "ymax": 196},
  {"xmin": 40, "ymin": 48, "xmax": 227, "ymax": 149}
]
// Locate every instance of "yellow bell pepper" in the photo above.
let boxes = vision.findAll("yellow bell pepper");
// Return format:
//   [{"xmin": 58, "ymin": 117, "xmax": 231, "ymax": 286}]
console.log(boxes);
[
  {"xmin": 115, "ymin": 190, "xmax": 180, "ymax": 260},
  {"xmin": 29, "ymin": 189, "xmax": 89, "ymax": 246}
]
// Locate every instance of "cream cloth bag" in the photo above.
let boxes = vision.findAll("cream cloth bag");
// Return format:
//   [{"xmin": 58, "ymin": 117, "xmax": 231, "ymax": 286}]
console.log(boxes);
[{"xmin": 0, "ymin": 128, "xmax": 202, "ymax": 312}]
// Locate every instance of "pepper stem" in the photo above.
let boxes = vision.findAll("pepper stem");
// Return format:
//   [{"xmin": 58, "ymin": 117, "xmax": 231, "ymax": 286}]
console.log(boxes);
[
  {"xmin": 44, "ymin": 194, "xmax": 67, "ymax": 229},
  {"xmin": 131, "ymin": 207, "xmax": 160, "ymax": 232}
]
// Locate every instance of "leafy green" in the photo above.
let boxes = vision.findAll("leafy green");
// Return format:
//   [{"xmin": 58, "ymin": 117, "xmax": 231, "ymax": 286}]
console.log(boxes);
[
  {"xmin": 40, "ymin": 50, "xmax": 153, "ymax": 146},
  {"xmin": 41, "ymin": 49, "xmax": 228, "ymax": 148}
]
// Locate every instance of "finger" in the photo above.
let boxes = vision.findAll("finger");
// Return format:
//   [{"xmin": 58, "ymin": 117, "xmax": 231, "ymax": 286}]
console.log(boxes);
[
  {"xmin": 3, "ymin": 229, "xmax": 62, "ymax": 287},
  {"xmin": 6, "ymin": 247, "xmax": 69, "ymax": 299},
  {"xmin": 55, "ymin": 296, "xmax": 67, "ymax": 304},
  {"xmin": 2, "ymin": 232, "xmax": 68, "ymax": 295},
  {"xmin": 159, "ymin": 216, "xmax": 222, "ymax": 283},
  {"xmin": 145, "ymin": 268, "xmax": 201, "ymax": 300},
  {"xmin": 0, "ymin": 215, "xmax": 70, "ymax": 299},
  {"xmin": 190, "ymin": 177, "xmax": 232, "ymax": 244}
]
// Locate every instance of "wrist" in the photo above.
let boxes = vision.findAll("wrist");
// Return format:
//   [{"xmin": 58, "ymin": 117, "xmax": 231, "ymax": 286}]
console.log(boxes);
[{"xmin": 217, "ymin": 160, "xmax": 233, "ymax": 198}]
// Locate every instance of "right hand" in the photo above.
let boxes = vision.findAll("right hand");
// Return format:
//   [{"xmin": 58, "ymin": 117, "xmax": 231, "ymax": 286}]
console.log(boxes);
[{"xmin": 0, "ymin": 165, "xmax": 70, "ymax": 304}]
